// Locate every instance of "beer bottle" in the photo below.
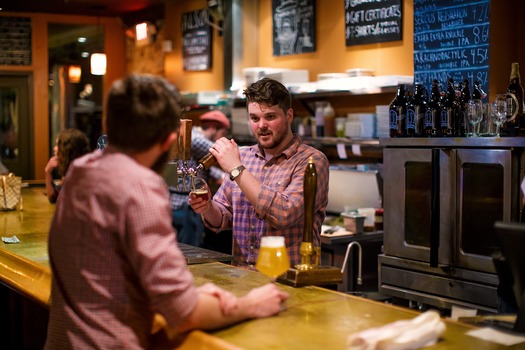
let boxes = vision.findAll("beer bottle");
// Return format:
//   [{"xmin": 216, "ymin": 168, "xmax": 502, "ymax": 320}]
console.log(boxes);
[
  {"xmin": 425, "ymin": 80, "xmax": 440, "ymax": 137},
  {"xmin": 457, "ymin": 78, "xmax": 472, "ymax": 137},
  {"xmin": 439, "ymin": 78, "xmax": 457, "ymax": 137},
  {"xmin": 504, "ymin": 62, "xmax": 524, "ymax": 136},
  {"xmin": 389, "ymin": 84, "xmax": 407, "ymax": 137},
  {"xmin": 472, "ymin": 80, "xmax": 487, "ymax": 100},
  {"xmin": 412, "ymin": 83, "xmax": 428, "ymax": 136},
  {"xmin": 405, "ymin": 88, "xmax": 416, "ymax": 137}
]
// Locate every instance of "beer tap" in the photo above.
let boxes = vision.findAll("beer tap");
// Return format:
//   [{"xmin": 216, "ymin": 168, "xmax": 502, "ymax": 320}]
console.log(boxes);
[
  {"xmin": 176, "ymin": 119, "xmax": 196, "ymax": 191},
  {"xmin": 296, "ymin": 156, "xmax": 319, "ymax": 270},
  {"xmin": 277, "ymin": 157, "xmax": 343, "ymax": 287}
]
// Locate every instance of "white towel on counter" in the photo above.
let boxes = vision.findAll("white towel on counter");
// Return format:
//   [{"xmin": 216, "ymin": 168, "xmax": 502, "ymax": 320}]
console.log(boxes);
[{"xmin": 347, "ymin": 310, "xmax": 446, "ymax": 350}]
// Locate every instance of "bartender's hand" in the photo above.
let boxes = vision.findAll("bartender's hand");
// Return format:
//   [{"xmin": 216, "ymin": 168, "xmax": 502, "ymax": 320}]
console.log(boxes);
[
  {"xmin": 188, "ymin": 188, "xmax": 211, "ymax": 214},
  {"xmin": 209, "ymin": 137, "xmax": 242, "ymax": 173}
]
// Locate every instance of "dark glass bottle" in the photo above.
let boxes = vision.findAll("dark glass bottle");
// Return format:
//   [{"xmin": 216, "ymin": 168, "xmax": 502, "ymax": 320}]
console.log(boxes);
[
  {"xmin": 503, "ymin": 62, "xmax": 524, "ymax": 136},
  {"xmin": 457, "ymin": 78, "xmax": 471, "ymax": 137},
  {"xmin": 472, "ymin": 80, "xmax": 486, "ymax": 100},
  {"xmin": 405, "ymin": 89, "xmax": 416, "ymax": 137},
  {"xmin": 439, "ymin": 78, "xmax": 457, "ymax": 137},
  {"xmin": 412, "ymin": 83, "xmax": 428, "ymax": 136},
  {"xmin": 425, "ymin": 80, "xmax": 440, "ymax": 137},
  {"xmin": 389, "ymin": 84, "xmax": 407, "ymax": 137}
]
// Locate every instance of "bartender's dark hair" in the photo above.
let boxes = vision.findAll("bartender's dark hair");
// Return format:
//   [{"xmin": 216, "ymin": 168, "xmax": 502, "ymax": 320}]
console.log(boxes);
[
  {"xmin": 105, "ymin": 74, "xmax": 181, "ymax": 152},
  {"xmin": 243, "ymin": 77, "xmax": 291, "ymax": 113}
]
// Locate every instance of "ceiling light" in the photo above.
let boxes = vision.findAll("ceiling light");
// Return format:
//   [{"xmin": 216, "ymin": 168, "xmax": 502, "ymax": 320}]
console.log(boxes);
[
  {"xmin": 90, "ymin": 53, "xmax": 106, "ymax": 75},
  {"xmin": 68, "ymin": 65, "xmax": 82, "ymax": 83}
]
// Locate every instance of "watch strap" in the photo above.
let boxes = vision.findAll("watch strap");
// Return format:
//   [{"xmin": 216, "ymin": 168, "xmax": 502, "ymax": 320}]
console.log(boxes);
[{"xmin": 229, "ymin": 165, "xmax": 246, "ymax": 181}]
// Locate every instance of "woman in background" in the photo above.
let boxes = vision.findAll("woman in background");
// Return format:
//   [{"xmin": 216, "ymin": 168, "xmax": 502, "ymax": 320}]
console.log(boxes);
[{"xmin": 45, "ymin": 128, "xmax": 90, "ymax": 203}]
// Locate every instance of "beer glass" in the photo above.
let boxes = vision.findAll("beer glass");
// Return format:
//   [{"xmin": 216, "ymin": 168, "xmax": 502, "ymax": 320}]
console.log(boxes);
[
  {"xmin": 190, "ymin": 177, "xmax": 210, "ymax": 201},
  {"xmin": 256, "ymin": 236, "xmax": 290, "ymax": 280},
  {"xmin": 465, "ymin": 99, "xmax": 483, "ymax": 137},
  {"xmin": 492, "ymin": 94, "xmax": 508, "ymax": 137}
]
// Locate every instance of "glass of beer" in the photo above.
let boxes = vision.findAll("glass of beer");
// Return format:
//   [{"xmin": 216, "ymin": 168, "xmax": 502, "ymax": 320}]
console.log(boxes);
[
  {"xmin": 190, "ymin": 177, "xmax": 210, "ymax": 201},
  {"xmin": 256, "ymin": 236, "xmax": 290, "ymax": 281}
]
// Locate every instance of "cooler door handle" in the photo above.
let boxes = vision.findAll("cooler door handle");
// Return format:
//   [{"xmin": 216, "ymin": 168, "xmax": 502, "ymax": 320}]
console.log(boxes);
[{"xmin": 430, "ymin": 148, "xmax": 440, "ymax": 267}]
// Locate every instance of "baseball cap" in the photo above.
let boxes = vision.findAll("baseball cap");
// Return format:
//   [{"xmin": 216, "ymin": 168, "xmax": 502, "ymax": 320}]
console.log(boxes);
[{"xmin": 199, "ymin": 110, "xmax": 231, "ymax": 129}]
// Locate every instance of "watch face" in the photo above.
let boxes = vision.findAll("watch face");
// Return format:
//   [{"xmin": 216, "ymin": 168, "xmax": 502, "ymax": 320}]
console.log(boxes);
[
  {"xmin": 97, "ymin": 134, "xmax": 108, "ymax": 150},
  {"xmin": 232, "ymin": 169, "xmax": 240, "ymax": 177}
]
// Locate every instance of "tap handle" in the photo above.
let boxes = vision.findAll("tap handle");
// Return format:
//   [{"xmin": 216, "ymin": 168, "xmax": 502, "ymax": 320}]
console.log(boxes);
[
  {"xmin": 198, "ymin": 153, "xmax": 217, "ymax": 170},
  {"xmin": 180, "ymin": 119, "xmax": 192, "ymax": 161},
  {"xmin": 303, "ymin": 156, "xmax": 316, "ymax": 244},
  {"xmin": 169, "ymin": 133, "xmax": 180, "ymax": 161}
]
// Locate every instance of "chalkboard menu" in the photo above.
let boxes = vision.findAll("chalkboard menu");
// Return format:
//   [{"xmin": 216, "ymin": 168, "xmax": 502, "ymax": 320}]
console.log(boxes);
[
  {"xmin": 345, "ymin": 0, "xmax": 402, "ymax": 46},
  {"xmin": 182, "ymin": 9, "xmax": 212, "ymax": 71},
  {"xmin": 272, "ymin": 0, "xmax": 316, "ymax": 56},
  {"xmin": 0, "ymin": 17, "xmax": 32, "ymax": 66},
  {"xmin": 414, "ymin": 0, "xmax": 490, "ymax": 94}
]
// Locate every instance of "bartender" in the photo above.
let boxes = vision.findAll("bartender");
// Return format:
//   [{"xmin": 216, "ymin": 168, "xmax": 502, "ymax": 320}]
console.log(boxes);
[{"xmin": 189, "ymin": 77, "xmax": 330, "ymax": 268}]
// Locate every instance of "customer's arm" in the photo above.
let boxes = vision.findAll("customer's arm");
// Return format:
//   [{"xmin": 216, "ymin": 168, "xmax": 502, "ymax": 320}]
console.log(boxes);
[
  {"xmin": 44, "ymin": 156, "xmax": 59, "ymax": 203},
  {"xmin": 176, "ymin": 283, "xmax": 289, "ymax": 332}
]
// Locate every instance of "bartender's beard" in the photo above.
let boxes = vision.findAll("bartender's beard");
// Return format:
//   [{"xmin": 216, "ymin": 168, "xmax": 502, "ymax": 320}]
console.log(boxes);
[
  {"xmin": 151, "ymin": 149, "xmax": 170, "ymax": 174},
  {"xmin": 256, "ymin": 125, "xmax": 291, "ymax": 154}
]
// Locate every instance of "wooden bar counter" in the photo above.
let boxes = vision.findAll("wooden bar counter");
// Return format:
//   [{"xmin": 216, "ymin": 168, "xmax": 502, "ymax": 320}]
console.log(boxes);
[{"xmin": 0, "ymin": 187, "xmax": 522, "ymax": 349}]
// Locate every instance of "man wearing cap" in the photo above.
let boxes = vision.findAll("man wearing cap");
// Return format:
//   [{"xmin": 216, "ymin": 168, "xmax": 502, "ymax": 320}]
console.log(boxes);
[{"xmin": 170, "ymin": 110, "xmax": 230, "ymax": 247}]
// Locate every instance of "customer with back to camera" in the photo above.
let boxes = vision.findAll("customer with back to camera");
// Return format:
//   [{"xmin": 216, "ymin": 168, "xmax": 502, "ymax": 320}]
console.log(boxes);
[
  {"xmin": 189, "ymin": 77, "xmax": 330, "ymax": 268},
  {"xmin": 45, "ymin": 74, "xmax": 289, "ymax": 349},
  {"xmin": 44, "ymin": 128, "xmax": 90, "ymax": 203}
]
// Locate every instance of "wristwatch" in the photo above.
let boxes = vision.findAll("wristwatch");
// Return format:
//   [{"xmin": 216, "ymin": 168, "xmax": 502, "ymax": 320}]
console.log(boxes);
[{"xmin": 229, "ymin": 165, "xmax": 245, "ymax": 181}]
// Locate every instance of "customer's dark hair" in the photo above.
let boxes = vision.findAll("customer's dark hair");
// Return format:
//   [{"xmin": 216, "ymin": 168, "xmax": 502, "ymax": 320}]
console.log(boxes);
[
  {"xmin": 105, "ymin": 74, "xmax": 181, "ymax": 152},
  {"xmin": 243, "ymin": 77, "xmax": 291, "ymax": 114},
  {"xmin": 57, "ymin": 128, "xmax": 90, "ymax": 177}
]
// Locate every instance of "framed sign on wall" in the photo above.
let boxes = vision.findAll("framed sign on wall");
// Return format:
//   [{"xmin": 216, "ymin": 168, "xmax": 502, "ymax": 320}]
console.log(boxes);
[
  {"xmin": 345, "ymin": 0, "xmax": 402, "ymax": 46},
  {"xmin": 182, "ymin": 9, "xmax": 212, "ymax": 71},
  {"xmin": 272, "ymin": 0, "xmax": 316, "ymax": 57}
]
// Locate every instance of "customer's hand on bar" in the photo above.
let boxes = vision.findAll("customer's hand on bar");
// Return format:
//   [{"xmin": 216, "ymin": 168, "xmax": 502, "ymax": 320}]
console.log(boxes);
[{"xmin": 238, "ymin": 283, "xmax": 290, "ymax": 318}]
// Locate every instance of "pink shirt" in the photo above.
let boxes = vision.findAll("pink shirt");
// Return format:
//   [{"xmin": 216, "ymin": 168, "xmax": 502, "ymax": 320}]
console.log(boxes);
[{"xmin": 46, "ymin": 148, "xmax": 198, "ymax": 349}]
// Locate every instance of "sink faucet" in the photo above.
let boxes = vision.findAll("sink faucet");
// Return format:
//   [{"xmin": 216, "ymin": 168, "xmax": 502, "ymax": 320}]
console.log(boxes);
[{"xmin": 341, "ymin": 241, "xmax": 362, "ymax": 286}]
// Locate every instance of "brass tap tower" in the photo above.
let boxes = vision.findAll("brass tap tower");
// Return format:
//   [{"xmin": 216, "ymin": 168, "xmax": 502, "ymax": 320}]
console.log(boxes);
[
  {"xmin": 163, "ymin": 119, "xmax": 217, "ymax": 190},
  {"xmin": 295, "ymin": 156, "xmax": 320, "ymax": 270},
  {"xmin": 277, "ymin": 157, "xmax": 342, "ymax": 287}
]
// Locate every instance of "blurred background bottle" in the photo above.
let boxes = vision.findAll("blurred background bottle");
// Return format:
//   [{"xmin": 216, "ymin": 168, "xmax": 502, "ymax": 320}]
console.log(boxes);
[
  {"xmin": 458, "ymin": 78, "xmax": 471, "ymax": 137},
  {"xmin": 405, "ymin": 88, "xmax": 416, "ymax": 137},
  {"xmin": 315, "ymin": 101, "xmax": 325, "ymax": 137},
  {"xmin": 439, "ymin": 78, "xmax": 457, "ymax": 136},
  {"xmin": 412, "ymin": 83, "xmax": 428, "ymax": 136},
  {"xmin": 389, "ymin": 84, "xmax": 407, "ymax": 137},
  {"xmin": 503, "ymin": 62, "xmax": 524, "ymax": 136},
  {"xmin": 323, "ymin": 102, "xmax": 335, "ymax": 137},
  {"xmin": 425, "ymin": 80, "xmax": 440, "ymax": 137}
]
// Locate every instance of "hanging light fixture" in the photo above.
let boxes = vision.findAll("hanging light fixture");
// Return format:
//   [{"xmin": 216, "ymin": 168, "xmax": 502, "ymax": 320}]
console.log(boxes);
[
  {"xmin": 68, "ymin": 65, "xmax": 82, "ymax": 83},
  {"xmin": 90, "ymin": 14, "xmax": 106, "ymax": 76},
  {"xmin": 90, "ymin": 53, "xmax": 106, "ymax": 75}
]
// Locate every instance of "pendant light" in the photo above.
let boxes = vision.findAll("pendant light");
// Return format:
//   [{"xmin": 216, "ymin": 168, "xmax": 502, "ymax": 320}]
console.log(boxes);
[
  {"xmin": 90, "ymin": 53, "xmax": 106, "ymax": 75},
  {"xmin": 68, "ymin": 65, "xmax": 82, "ymax": 83},
  {"xmin": 90, "ymin": 15, "xmax": 106, "ymax": 75}
]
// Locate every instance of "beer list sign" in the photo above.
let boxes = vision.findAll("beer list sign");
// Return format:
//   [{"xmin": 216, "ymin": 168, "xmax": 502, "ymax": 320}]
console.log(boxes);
[
  {"xmin": 345, "ymin": 0, "xmax": 403, "ymax": 46},
  {"xmin": 414, "ymin": 0, "xmax": 490, "ymax": 94},
  {"xmin": 182, "ymin": 9, "xmax": 212, "ymax": 71}
]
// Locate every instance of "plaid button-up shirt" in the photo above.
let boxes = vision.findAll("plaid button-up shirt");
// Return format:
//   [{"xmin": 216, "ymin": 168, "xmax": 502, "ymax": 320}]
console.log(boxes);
[{"xmin": 204, "ymin": 135, "xmax": 329, "ymax": 267}]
